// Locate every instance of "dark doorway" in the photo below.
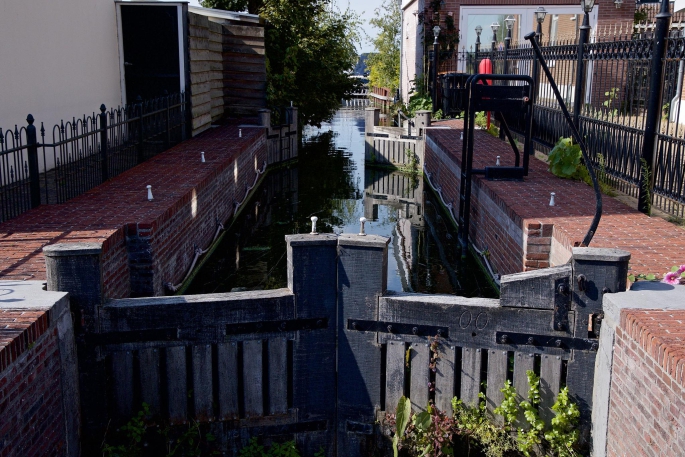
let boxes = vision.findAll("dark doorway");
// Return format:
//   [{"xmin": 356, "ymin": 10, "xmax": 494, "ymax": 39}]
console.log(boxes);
[{"xmin": 120, "ymin": 5, "xmax": 182, "ymax": 103}]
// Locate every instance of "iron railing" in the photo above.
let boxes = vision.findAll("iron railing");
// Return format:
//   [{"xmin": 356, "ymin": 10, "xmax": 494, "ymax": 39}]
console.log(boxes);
[
  {"xmin": 438, "ymin": 24, "xmax": 685, "ymax": 217},
  {"xmin": 0, "ymin": 93, "xmax": 186, "ymax": 222}
]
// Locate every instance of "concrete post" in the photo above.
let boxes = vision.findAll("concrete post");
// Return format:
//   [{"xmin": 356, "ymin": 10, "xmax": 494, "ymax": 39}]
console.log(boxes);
[
  {"xmin": 568, "ymin": 247, "xmax": 630, "ymax": 446},
  {"xmin": 336, "ymin": 234, "xmax": 389, "ymax": 456},
  {"xmin": 285, "ymin": 106, "xmax": 299, "ymax": 159},
  {"xmin": 364, "ymin": 107, "xmax": 380, "ymax": 134},
  {"xmin": 285, "ymin": 234, "xmax": 338, "ymax": 456},
  {"xmin": 286, "ymin": 106, "xmax": 298, "ymax": 130},
  {"xmin": 44, "ymin": 242, "xmax": 104, "ymax": 331},
  {"xmin": 44, "ymin": 242, "xmax": 106, "ymax": 453},
  {"xmin": 593, "ymin": 282, "xmax": 685, "ymax": 457},
  {"xmin": 259, "ymin": 108, "xmax": 271, "ymax": 131},
  {"xmin": 415, "ymin": 110, "xmax": 431, "ymax": 136}
]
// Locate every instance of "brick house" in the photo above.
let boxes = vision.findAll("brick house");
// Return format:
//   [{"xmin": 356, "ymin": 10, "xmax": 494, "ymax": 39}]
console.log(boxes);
[{"xmin": 400, "ymin": 0, "xmax": 634, "ymax": 102}]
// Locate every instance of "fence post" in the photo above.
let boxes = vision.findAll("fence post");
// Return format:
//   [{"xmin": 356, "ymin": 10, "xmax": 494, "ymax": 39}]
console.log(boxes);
[
  {"xmin": 136, "ymin": 95, "xmax": 144, "ymax": 164},
  {"xmin": 163, "ymin": 90, "xmax": 171, "ymax": 149},
  {"xmin": 26, "ymin": 114, "xmax": 41, "ymax": 208},
  {"xmin": 99, "ymin": 105, "xmax": 108, "ymax": 183},
  {"xmin": 638, "ymin": 0, "xmax": 672, "ymax": 215},
  {"xmin": 432, "ymin": 36, "xmax": 439, "ymax": 113},
  {"xmin": 572, "ymin": 12, "xmax": 591, "ymax": 128}
]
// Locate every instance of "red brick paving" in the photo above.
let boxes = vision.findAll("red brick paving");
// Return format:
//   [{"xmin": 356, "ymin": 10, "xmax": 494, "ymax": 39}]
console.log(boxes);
[
  {"xmin": 429, "ymin": 119, "xmax": 685, "ymax": 277},
  {"xmin": 0, "ymin": 121, "xmax": 262, "ymax": 287}
]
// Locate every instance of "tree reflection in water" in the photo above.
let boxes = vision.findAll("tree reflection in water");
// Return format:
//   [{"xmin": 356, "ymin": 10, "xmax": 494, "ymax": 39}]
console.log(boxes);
[{"xmin": 184, "ymin": 111, "xmax": 496, "ymax": 298}]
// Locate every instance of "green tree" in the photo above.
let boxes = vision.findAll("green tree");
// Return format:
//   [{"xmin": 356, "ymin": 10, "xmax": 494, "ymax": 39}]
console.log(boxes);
[
  {"xmin": 262, "ymin": 0, "xmax": 361, "ymax": 127},
  {"xmin": 366, "ymin": 0, "xmax": 401, "ymax": 93},
  {"xmin": 204, "ymin": 0, "xmax": 360, "ymax": 127},
  {"xmin": 200, "ymin": 0, "xmax": 261, "ymax": 14}
]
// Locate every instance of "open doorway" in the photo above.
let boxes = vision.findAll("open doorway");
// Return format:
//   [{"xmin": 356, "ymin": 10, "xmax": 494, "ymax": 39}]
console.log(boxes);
[{"xmin": 117, "ymin": 3, "xmax": 187, "ymax": 105}]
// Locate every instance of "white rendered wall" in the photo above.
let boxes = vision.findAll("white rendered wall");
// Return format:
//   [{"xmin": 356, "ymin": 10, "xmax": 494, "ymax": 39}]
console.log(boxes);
[
  {"xmin": 401, "ymin": 0, "xmax": 424, "ymax": 103},
  {"xmin": 0, "ymin": 0, "xmax": 122, "ymax": 132}
]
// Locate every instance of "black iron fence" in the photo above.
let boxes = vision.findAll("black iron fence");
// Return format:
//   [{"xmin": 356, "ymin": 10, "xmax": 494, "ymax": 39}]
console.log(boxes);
[
  {"xmin": 439, "ymin": 22, "xmax": 685, "ymax": 218},
  {"xmin": 0, "ymin": 93, "xmax": 186, "ymax": 222}
]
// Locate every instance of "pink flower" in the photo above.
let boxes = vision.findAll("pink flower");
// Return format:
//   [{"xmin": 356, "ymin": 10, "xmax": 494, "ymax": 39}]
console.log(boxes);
[
  {"xmin": 678, "ymin": 265, "xmax": 685, "ymax": 274},
  {"xmin": 663, "ymin": 272, "xmax": 681, "ymax": 285}
]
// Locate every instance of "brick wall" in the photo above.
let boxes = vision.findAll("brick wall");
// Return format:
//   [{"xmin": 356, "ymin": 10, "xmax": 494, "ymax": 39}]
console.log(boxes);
[
  {"xmin": 126, "ymin": 132, "xmax": 267, "ymax": 297},
  {"xmin": 0, "ymin": 287, "xmax": 78, "ymax": 457},
  {"xmin": 605, "ymin": 308, "xmax": 685, "ymax": 456},
  {"xmin": 425, "ymin": 133, "xmax": 527, "ymax": 275}
]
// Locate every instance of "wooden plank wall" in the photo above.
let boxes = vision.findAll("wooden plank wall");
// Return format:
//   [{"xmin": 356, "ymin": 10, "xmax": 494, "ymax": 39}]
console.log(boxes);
[
  {"xmin": 376, "ymin": 295, "xmax": 573, "ymax": 424},
  {"xmin": 189, "ymin": 13, "xmax": 223, "ymax": 136},
  {"xmin": 108, "ymin": 339, "xmax": 291, "ymax": 424},
  {"xmin": 223, "ymin": 24, "xmax": 266, "ymax": 118},
  {"xmin": 188, "ymin": 13, "xmax": 266, "ymax": 136},
  {"xmin": 99, "ymin": 290, "xmax": 299, "ymax": 427}
]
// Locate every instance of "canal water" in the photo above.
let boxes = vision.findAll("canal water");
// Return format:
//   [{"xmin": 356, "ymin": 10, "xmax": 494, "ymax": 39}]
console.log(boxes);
[{"xmin": 184, "ymin": 110, "xmax": 497, "ymax": 298}]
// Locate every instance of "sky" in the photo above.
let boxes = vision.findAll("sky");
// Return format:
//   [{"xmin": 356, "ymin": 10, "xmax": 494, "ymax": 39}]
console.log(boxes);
[{"xmin": 186, "ymin": 0, "xmax": 385, "ymax": 54}]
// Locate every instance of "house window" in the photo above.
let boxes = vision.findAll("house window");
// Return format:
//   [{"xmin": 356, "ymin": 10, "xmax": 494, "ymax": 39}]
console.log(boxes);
[{"xmin": 457, "ymin": 5, "xmax": 596, "ymax": 71}]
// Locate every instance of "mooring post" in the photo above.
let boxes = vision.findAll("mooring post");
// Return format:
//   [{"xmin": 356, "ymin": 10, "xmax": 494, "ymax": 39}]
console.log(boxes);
[
  {"xmin": 43, "ymin": 242, "xmax": 107, "ymax": 453},
  {"xmin": 336, "ymin": 233, "xmax": 389, "ymax": 457},
  {"xmin": 285, "ymin": 234, "xmax": 338, "ymax": 456},
  {"xmin": 364, "ymin": 107, "xmax": 380, "ymax": 133},
  {"xmin": 414, "ymin": 110, "xmax": 431, "ymax": 136},
  {"xmin": 568, "ymin": 247, "xmax": 630, "ymax": 446}
]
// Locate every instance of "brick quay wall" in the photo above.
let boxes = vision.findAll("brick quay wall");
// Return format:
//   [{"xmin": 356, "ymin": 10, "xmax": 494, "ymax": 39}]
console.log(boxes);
[
  {"xmin": 0, "ymin": 285, "xmax": 78, "ymax": 457},
  {"xmin": 424, "ymin": 120, "xmax": 685, "ymax": 279},
  {"xmin": 0, "ymin": 122, "xmax": 269, "ymax": 299}
]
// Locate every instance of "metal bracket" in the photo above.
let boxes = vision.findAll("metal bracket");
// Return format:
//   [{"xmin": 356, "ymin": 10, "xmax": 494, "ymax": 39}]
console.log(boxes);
[
  {"xmin": 496, "ymin": 331, "xmax": 598, "ymax": 352},
  {"xmin": 346, "ymin": 421, "xmax": 374, "ymax": 435},
  {"xmin": 84, "ymin": 328, "xmax": 178, "ymax": 345},
  {"xmin": 347, "ymin": 319, "xmax": 449, "ymax": 338},
  {"xmin": 553, "ymin": 277, "xmax": 571, "ymax": 332},
  {"xmin": 226, "ymin": 318, "xmax": 328, "ymax": 335}
]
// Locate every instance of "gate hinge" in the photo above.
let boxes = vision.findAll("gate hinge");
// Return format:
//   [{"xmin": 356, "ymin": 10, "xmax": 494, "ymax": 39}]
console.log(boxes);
[
  {"xmin": 553, "ymin": 277, "xmax": 571, "ymax": 332},
  {"xmin": 347, "ymin": 319, "xmax": 449, "ymax": 338},
  {"xmin": 496, "ymin": 331, "xmax": 598, "ymax": 351},
  {"xmin": 226, "ymin": 318, "xmax": 328, "ymax": 335},
  {"xmin": 346, "ymin": 420, "xmax": 374, "ymax": 435}
]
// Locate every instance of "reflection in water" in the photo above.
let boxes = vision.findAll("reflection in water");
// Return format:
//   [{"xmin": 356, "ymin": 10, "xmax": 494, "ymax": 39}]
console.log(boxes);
[{"xmin": 185, "ymin": 111, "xmax": 496, "ymax": 298}]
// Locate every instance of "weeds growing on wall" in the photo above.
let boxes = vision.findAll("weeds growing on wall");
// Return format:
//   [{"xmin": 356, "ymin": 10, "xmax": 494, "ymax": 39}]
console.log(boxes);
[
  {"xmin": 387, "ymin": 370, "xmax": 581, "ymax": 457},
  {"xmin": 101, "ymin": 404, "xmax": 220, "ymax": 457},
  {"xmin": 548, "ymin": 137, "xmax": 615, "ymax": 196}
]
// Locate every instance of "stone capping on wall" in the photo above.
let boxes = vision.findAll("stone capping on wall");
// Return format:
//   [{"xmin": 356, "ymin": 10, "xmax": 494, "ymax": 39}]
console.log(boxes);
[
  {"xmin": 592, "ymin": 281, "xmax": 685, "ymax": 457},
  {"xmin": 0, "ymin": 282, "xmax": 72, "ymax": 364}
]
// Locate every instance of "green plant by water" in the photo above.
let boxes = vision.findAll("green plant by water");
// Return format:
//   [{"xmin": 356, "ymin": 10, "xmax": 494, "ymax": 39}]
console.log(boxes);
[
  {"xmin": 102, "ymin": 403, "xmax": 219, "ymax": 457},
  {"xmin": 388, "ymin": 370, "xmax": 581, "ymax": 457}
]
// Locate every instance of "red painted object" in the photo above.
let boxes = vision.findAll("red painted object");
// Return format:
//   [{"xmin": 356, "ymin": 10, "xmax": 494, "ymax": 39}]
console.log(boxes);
[{"xmin": 478, "ymin": 59, "xmax": 493, "ymax": 129}]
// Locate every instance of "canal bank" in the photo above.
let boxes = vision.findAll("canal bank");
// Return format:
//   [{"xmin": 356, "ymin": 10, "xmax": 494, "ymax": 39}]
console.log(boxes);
[
  {"xmin": 185, "ymin": 110, "xmax": 497, "ymax": 297},
  {"xmin": 0, "ymin": 112, "xmax": 296, "ymax": 298}
]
